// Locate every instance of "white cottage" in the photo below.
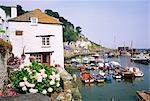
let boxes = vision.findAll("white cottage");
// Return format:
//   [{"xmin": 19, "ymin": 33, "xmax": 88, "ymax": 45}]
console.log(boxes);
[
  {"xmin": 8, "ymin": 9, "xmax": 64, "ymax": 67},
  {"xmin": 0, "ymin": 8, "xmax": 9, "ymax": 41}
]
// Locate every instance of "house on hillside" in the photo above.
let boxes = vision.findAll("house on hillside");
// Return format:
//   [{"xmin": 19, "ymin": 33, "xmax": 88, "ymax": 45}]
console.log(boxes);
[
  {"xmin": 8, "ymin": 8, "xmax": 64, "ymax": 67},
  {"xmin": 0, "ymin": 8, "xmax": 9, "ymax": 41}
]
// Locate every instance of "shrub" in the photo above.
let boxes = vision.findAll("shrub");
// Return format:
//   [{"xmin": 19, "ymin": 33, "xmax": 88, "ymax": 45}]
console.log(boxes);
[
  {"xmin": 0, "ymin": 39, "xmax": 12, "ymax": 57},
  {"xmin": 7, "ymin": 56, "xmax": 21, "ymax": 69},
  {"xmin": 10, "ymin": 61, "xmax": 61, "ymax": 96}
]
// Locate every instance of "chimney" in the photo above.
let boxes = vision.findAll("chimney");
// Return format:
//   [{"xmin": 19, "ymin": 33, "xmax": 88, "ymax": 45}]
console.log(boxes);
[{"xmin": 11, "ymin": 6, "xmax": 17, "ymax": 18}]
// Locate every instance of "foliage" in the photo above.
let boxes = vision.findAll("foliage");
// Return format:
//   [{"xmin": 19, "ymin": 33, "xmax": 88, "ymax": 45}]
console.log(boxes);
[
  {"xmin": 0, "ymin": 28, "xmax": 5, "ymax": 34},
  {"xmin": 65, "ymin": 66, "xmax": 79, "ymax": 75},
  {"xmin": 7, "ymin": 56, "xmax": 21, "ymax": 69},
  {"xmin": 0, "ymin": 39, "xmax": 12, "ymax": 57},
  {"xmin": 45, "ymin": 9, "xmax": 80, "ymax": 42},
  {"xmin": 0, "ymin": 5, "xmax": 26, "ymax": 16},
  {"xmin": 75, "ymin": 26, "xmax": 82, "ymax": 34},
  {"xmin": 10, "ymin": 61, "xmax": 61, "ymax": 96}
]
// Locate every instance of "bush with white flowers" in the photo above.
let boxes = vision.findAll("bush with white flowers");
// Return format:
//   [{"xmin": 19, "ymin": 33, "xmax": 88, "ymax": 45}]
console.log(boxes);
[{"xmin": 10, "ymin": 61, "xmax": 61, "ymax": 96}]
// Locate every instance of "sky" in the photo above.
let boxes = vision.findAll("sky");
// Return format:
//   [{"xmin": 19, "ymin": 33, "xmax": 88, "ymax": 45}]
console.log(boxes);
[{"xmin": 0, "ymin": 0, "xmax": 149, "ymax": 49}]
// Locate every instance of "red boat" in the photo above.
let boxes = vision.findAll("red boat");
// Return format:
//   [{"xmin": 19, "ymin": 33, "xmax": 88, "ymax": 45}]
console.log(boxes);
[{"xmin": 80, "ymin": 72, "xmax": 94, "ymax": 83}]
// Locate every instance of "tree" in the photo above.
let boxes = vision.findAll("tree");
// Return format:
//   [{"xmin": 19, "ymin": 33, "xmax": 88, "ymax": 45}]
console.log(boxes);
[
  {"xmin": 76, "ymin": 26, "xmax": 82, "ymax": 34},
  {"xmin": 17, "ymin": 5, "xmax": 26, "ymax": 16}
]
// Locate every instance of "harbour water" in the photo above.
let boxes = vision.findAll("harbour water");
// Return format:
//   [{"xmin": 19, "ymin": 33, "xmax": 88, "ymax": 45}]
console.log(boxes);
[{"xmin": 78, "ymin": 56, "xmax": 150, "ymax": 101}]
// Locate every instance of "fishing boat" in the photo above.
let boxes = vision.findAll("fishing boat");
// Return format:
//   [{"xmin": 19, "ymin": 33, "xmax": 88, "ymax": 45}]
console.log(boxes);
[
  {"xmin": 113, "ymin": 73, "xmax": 122, "ymax": 79},
  {"xmin": 131, "ymin": 53, "xmax": 150, "ymax": 64},
  {"xmin": 94, "ymin": 74, "xmax": 105, "ymax": 83},
  {"xmin": 136, "ymin": 90, "xmax": 150, "ymax": 101},
  {"xmin": 105, "ymin": 75, "xmax": 113, "ymax": 81},
  {"xmin": 128, "ymin": 66, "xmax": 144, "ymax": 77},
  {"xmin": 121, "ymin": 71, "xmax": 134, "ymax": 78},
  {"xmin": 80, "ymin": 71, "xmax": 94, "ymax": 83},
  {"xmin": 82, "ymin": 57, "xmax": 89, "ymax": 64},
  {"xmin": 109, "ymin": 61, "xmax": 121, "ymax": 68},
  {"xmin": 134, "ymin": 71, "xmax": 144, "ymax": 77}
]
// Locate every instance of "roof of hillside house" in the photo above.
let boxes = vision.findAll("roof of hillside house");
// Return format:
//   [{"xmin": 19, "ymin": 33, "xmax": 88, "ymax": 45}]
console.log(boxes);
[{"xmin": 8, "ymin": 9, "xmax": 62, "ymax": 24}]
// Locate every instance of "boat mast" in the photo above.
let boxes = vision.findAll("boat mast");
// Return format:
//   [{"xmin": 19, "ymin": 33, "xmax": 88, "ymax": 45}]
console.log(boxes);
[
  {"xmin": 124, "ymin": 41, "xmax": 127, "ymax": 68},
  {"xmin": 131, "ymin": 40, "xmax": 133, "ymax": 57},
  {"xmin": 114, "ymin": 35, "xmax": 116, "ymax": 61}
]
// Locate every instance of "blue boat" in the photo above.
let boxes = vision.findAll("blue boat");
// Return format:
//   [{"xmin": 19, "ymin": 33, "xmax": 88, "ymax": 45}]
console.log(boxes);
[{"xmin": 105, "ymin": 75, "xmax": 113, "ymax": 81}]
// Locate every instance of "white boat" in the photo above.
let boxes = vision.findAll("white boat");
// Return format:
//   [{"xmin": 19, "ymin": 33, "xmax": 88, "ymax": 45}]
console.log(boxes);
[
  {"xmin": 99, "ymin": 70, "xmax": 105, "ymax": 76},
  {"xmin": 113, "ymin": 73, "xmax": 122, "ymax": 79},
  {"xmin": 84, "ymin": 78, "xmax": 95, "ymax": 83},
  {"xmin": 134, "ymin": 71, "xmax": 144, "ymax": 77},
  {"xmin": 109, "ymin": 61, "xmax": 121, "ymax": 67},
  {"xmin": 128, "ymin": 66, "xmax": 144, "ymax": 77},
  {"xmin": 131, "ymin": 53, "xmax": 150, "ymax": 64},
  {"xmin": 82, "ymin": 57, "xmax": 89, "ymax": 64}
]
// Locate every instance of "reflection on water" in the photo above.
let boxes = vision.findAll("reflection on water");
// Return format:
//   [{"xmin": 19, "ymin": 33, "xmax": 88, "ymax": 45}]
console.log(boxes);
[{"xmin": 77, "ymin": 56, "xmax": 150, "ymax": 101}]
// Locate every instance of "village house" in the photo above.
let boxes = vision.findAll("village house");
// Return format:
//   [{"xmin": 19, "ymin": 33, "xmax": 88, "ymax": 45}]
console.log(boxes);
[
  {"xmin": 8, "ymin": 7, "xmax": 64, "ymax": 67},
  {"xmin": 0, "ymin": 8, "xmax": 9, "ymax": 41}
]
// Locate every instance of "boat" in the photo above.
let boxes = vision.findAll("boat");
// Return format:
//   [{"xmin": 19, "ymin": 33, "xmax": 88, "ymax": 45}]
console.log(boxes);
[
  {"xmin": 80, "ymin": 71, "xmax": 94, "ymax": 83},
  {"xmin": 128, "ymin": 66, "xmax": 144, "ymax": 77},
  {"xmin": 109, "ymin": 61, "xmax": 121, "ymax": 68},
  {"xmin": 134, "ymin": 71, "xmax": 144, "ymax": 77},
  {"xmin": 94, "ymin": 74, "xmax": 105, "ymax": 83},
  {"xmin": 121, "ymin": 71, "xmax": 134, "ymax": 78},
  {"xmin": 105, "ymin": 75, "xmax": 112, "ymax": 81},
  {"xmin": 136, "ymin": 90, "xmax": 150, "ymax": 101},
  {"xmin": 131, "ymin": 53, "xmax": 150, "ymax": 64},
  {"xmin": 113, "ymin": 73, "xmax": 122, "ymax": 79},
  {"xmin": 82, "ymin": 57, "xmax": 89, "ymax": 64}
]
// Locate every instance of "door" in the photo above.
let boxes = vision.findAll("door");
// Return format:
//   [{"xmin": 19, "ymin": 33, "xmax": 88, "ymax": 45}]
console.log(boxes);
[{"xmin": 42, "ymin": 53, "xmax": 50, "ymax": 66}]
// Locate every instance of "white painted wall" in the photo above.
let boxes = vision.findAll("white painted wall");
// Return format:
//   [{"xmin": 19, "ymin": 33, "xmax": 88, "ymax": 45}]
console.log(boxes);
[
  {"xmin": 0, "ymin": 8, "xmax": 6, "ymax": 31},
  {"xmin": 11, "ymin": 6, "xmax": 17, "ymax": 18},
  {"xmin": 8, "ymin": 22, "xmax": 64, "ymax": 68}
]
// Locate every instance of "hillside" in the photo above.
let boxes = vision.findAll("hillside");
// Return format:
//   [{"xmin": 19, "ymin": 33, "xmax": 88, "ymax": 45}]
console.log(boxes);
[{"xmin": 0, "ymin": 5, "xmax": 103, "ymax": 47}]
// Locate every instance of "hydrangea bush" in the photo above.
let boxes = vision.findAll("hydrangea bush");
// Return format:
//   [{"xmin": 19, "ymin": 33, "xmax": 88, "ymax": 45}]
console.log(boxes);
[{"xmin": 10, "ymin": 61, "xmax": 61, "ymax": 96}]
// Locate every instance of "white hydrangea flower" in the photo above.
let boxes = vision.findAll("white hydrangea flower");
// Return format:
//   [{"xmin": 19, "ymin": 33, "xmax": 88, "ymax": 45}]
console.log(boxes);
[
  {"xmin": 36, "ymin": 73, "xmax": 41, "ymax": 78},
  {"xmin": 39, "ymin": 69, "xmax": 45, "ymax": 73},
  {"xmin": 56, "ymin": 82, "xmax": 60, "ymax": 87},
  {"xmin": 42, "ymin": 89, "xmax": 47, "ymax": 94},
  {"xmin": 49, "ymin": 75, "xmax": 55, "ymax": 80},
  {"xmin": 30, "ymin": 84, "xmax": 35, "ymax": 88},
  {"xmin": 52, "ymin": 71, "xmax": 55, "ymax": 75},
  {"xmin": 32, "ymin": 89, "xmax": 38, "ymax": 93},
  {"xmin": 25, "ymin": 81, "xmax": 30, "ymax": 87},
  {"xmin": 22, "ymin": 86, "xmax": 27, "ymax": 91},
  {"xmin": 50, "ymin": 80, "xmax": 55, "ymax": 85},
  {"xmin": 42, "ymin": 74, "xmax": 47, "ymax": 78},
  {"xmin": 48, "ymin": 87, "xmax": 53, "ymax": 92},
  {"xmin": 37, "ymin": 77, "xmax": 42, "ymax": 82},
  {"xmin": 23, "ymin": 77, "xmax": 27, "ymax": 81},
  {"xmin": 29, "ymin": 88, "xmax": 38, "ymax": 93},
  {"xmin": 19, "ymin": 82, "xmax": 25, "ymax": 87}
]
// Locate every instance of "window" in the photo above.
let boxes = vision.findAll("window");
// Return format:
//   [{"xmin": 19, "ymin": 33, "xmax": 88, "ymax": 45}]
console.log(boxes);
[
  {"xmin": 30, "ymin": 17, "xmax": 38, "ymax": 25},
  {"xmin": 42, "ymin": 37, "xmax": 50, "ymax": 46},
  {"xmin": 16, "ymin": 31, "xmax": 23, "ymax": 36},
  {"xmin": 30, "ymin": 54, "xmax": 41, "ymax": 63}
]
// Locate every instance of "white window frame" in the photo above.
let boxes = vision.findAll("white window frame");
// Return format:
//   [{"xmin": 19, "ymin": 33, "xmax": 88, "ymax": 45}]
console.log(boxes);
[
  {"xmin": 30, "ymin": 17, "xmax": 38, "ymax": 25},
  {"xmin": 42, "ymin": 37, "xmax": 50, "ymax": 47}
]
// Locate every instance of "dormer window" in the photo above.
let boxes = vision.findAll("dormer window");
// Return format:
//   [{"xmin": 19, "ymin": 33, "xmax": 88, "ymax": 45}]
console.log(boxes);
[{"xmin": 30, "ymin": 17, "xmax": 38, "ymax": 25}]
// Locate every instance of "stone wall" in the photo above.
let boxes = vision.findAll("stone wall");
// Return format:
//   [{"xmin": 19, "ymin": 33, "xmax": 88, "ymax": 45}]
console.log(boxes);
[{"xmin": 0, "ymin": 53, "xmax": 8, "ymax": 93}]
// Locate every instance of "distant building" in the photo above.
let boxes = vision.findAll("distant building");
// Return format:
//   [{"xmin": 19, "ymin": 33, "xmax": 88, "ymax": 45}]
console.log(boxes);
[
  {"xmin": 118, "ymin": 47, "xmax": 129, "ymax": 51},
  {"xmin": 8, "ymin": 8, "xmax": 64, "ymax": 67}
]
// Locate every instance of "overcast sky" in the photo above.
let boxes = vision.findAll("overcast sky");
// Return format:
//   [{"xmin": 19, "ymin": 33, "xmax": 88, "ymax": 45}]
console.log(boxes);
[{"xmin": 0, "ymin": 0, "xmax": 149, "ymax": 49}]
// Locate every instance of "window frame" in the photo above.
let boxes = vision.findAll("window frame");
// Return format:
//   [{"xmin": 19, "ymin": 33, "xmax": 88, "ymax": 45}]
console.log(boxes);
[{"xmin": 42, "ymin": 36, "xmax": 51, "ymax": 47}]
